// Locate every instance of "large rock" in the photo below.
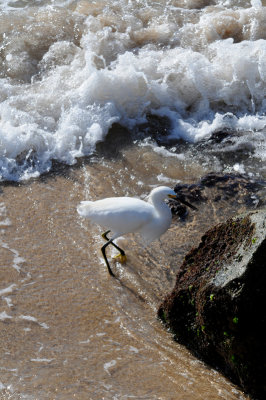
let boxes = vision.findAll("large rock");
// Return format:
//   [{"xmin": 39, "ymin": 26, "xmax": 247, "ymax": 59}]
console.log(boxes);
[{"xmin": 158, "ymin": 209, "xmax": 266, "ymax": 399}]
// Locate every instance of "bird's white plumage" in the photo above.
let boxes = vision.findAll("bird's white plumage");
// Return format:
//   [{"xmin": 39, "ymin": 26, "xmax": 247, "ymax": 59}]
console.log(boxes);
[{"xmin": 77, "ymin": 186, "xmax": 176, "ymax": 242}]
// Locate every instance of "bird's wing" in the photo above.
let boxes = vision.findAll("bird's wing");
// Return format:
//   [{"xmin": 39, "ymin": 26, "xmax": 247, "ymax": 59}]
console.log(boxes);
[{"xmin": 77, "ymin": 197, "xmax": 154, "ymax": 234}]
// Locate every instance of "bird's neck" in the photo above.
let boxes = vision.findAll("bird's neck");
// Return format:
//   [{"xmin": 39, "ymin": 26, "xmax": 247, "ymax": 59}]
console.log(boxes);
[{"xmin": 150, "ymin": 198, "xmax": 171, "ymax": 218}]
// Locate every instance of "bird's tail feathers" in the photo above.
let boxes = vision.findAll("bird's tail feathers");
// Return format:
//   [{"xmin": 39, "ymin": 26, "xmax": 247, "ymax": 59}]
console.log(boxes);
[{"xmin": 77, "ymin": 201, "xmax": 92, "ymax": 217}]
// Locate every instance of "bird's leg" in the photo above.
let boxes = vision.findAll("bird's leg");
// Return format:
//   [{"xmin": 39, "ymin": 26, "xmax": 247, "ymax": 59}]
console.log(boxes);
[
  {"xmin": 101, "ymin": 240, "xmax": 115, "ymax": 277},
  {"xmin": 101, "ymin": 231, "xmax": 127, "ymax": 264},
  {"xmin": 101, "ymin": 230, "xmax": 111, "ymax": 241}
]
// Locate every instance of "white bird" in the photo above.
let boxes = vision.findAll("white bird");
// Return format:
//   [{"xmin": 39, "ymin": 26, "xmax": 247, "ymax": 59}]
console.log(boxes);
[{"xmin": 77, "ymin": 186, "xmax": 196, "ymax": 277}]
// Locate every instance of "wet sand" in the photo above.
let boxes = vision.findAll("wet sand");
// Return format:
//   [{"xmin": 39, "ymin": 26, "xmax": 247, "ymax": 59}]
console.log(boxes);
[{"xmin": 0, "ymin": 145, "xmax": 251, "ymax": 399}]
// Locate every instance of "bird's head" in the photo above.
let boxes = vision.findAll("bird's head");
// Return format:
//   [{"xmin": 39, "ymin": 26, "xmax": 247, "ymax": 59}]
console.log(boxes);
[
  {"xmin": 149, "ymin": 186, "xmax": 177, "ymax": 202},
  {"xmin": 149, "ymin": 186, "xmax": 198, "ymax": 210}
]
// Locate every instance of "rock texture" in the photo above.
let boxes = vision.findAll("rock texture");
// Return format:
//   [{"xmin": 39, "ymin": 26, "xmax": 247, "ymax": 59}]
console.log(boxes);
[
  {"xmin": 158, "ymin": 209, "xmax": 266, "ymax": 400},
  {"xmin": 168, "ymin": 173, "xmax": 265, "ymax": 218}
]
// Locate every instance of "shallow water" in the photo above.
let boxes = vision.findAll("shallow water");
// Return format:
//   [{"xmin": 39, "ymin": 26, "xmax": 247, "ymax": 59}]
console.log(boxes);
[
  {"xmin": 0, "ymin": 0, "xmax": 265, "ymax": 398},
  {"xmin": 0, "ymin": 0, "xmax": 266, "ymax": 180},
  {"xmin": 0, "ymin": 144, "xmax": 255, "ymax": 399}
]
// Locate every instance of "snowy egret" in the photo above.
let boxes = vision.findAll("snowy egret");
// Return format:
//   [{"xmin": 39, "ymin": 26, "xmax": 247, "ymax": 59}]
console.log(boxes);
[{"xmin": 77, "ymin": 186, "xmax": 197, "ymax": 277}]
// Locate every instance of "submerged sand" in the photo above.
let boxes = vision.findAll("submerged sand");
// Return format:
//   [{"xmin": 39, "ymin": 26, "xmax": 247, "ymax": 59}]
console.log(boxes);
[{"xmin": 0, "ymin": 145, "xmax": 252, "ymax": 399}]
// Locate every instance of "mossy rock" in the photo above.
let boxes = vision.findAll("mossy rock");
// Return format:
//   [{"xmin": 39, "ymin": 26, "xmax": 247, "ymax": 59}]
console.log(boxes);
[{"xmin": 158, "ymin": 209, "xmax": 266, "ymax": 400}]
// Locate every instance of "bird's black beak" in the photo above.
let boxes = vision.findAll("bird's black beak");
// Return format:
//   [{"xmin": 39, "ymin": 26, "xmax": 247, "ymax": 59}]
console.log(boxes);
[{"xmin": 168, "ymin": 194, "xmax": 198, "ymax": 211}]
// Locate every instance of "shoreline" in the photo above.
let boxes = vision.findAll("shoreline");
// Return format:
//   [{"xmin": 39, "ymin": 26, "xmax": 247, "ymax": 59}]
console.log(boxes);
[{"xmin": 0, "ymin": 146, "xmax": 258, "ymax": 399}]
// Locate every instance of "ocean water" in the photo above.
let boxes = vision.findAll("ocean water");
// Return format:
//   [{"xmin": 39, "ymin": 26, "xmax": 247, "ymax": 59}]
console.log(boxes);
[
  {"xmin": 0, "ymin": 0, "xmax": 265, "ymax": 180},
  {"xmin": 0, "ymin": 1, "xmax": 265, "ymax": 399},
  {"xmin": 0, "ymin": 155, "xmax": 254, "ymax": 400}
]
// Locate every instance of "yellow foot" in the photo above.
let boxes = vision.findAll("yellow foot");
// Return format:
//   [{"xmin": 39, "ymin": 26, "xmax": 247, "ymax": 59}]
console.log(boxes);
[
  {"xmin": 112, "ymin": 254, "xmax": 127, "ymax": 264},
  {"xmin": 101, "ymin": 230, "xmax": 110, "ymax": 240}
]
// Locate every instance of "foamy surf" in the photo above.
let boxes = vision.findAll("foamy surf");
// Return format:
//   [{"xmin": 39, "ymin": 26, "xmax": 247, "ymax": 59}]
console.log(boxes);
[{"xmin": 0, "ymin": 0, "xmax": 265, "ymax": 181}]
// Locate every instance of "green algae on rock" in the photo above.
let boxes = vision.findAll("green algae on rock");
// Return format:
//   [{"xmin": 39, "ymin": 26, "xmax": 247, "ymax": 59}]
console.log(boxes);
[{"xmin": 158, "ymin": 209, "xmax": 266, "ymax": 400}]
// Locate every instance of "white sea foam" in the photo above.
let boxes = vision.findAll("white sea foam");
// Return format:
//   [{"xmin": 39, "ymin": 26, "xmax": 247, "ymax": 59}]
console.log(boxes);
[
  {"xmin": 0, "ymin": 311, "xmax": 12, "ymax": 320},
  {"xmin": 0, "ymin": 203, "xmax": 11, "ymax": 226},
  {"xmin": 0, "ymin": 284, "xmax": 16, "ymax": 296},
  {"xmin": 18, "ymin": 315, "xmax": 49, "ymax": 329},
  {"xmin": 19, "ymin": 315, "xmax": 38, "ymax": 322},
  {"xmin": 0, "ymin": 0, "xmax": 265, "ymax": 180},
  {"xmin": 129, "ymin": 346, "xmax": 139, "ymax": 353},
  {"xmin": 3, "ymin": 297, "xmax": 13, "ymax": 308},
  {"xmin": 104, "ymin": 359, "xmax": 117, "ymax": 374},
  {"xmin": 79, "ymin": 339, "xmax": 91, "ymax": 344},
  {"xmin": 39, "ymin": 322, "xmax": 49, "ymax": 329},
  {"xmin": 0, "ymin": 240, "xmax": 25, "ymax": 272},
  {"xmin": 0, "ymin": 218, "xmax": 11, "ymax": 226}
]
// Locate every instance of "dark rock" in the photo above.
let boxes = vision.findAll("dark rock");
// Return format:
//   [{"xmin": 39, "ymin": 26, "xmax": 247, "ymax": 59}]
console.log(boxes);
[
  {"xmin": 95, "ymin": 123, "xmax": 133, "ymax": 158},
  {"xmin": 144, "ymin": 114, "xmax": 171, "ymax": 138},
  {"xmin": 169, "ymin": 173, "xmax": 265, "ymax": 218},
  {"xmin": 174, "ymin": 183, "xmax": 206, "ymax": 202},
  {"xmin": 158, "ymin": 209, "xmax": 266, "ymax": 400},
  {"xmin": 209, "ymin": 130, "xmax": 232, "ymax": 144},
  {"xmin": 137, "ymin": 114, "xmax": 183, "ymax": 146},
  {"xmin": 168, "ymin": 201, "xmax": 188, "ymax": 218},
  {"xmin": 200, "ymin": 173, "xmax": 231, "ymax": 187}
]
